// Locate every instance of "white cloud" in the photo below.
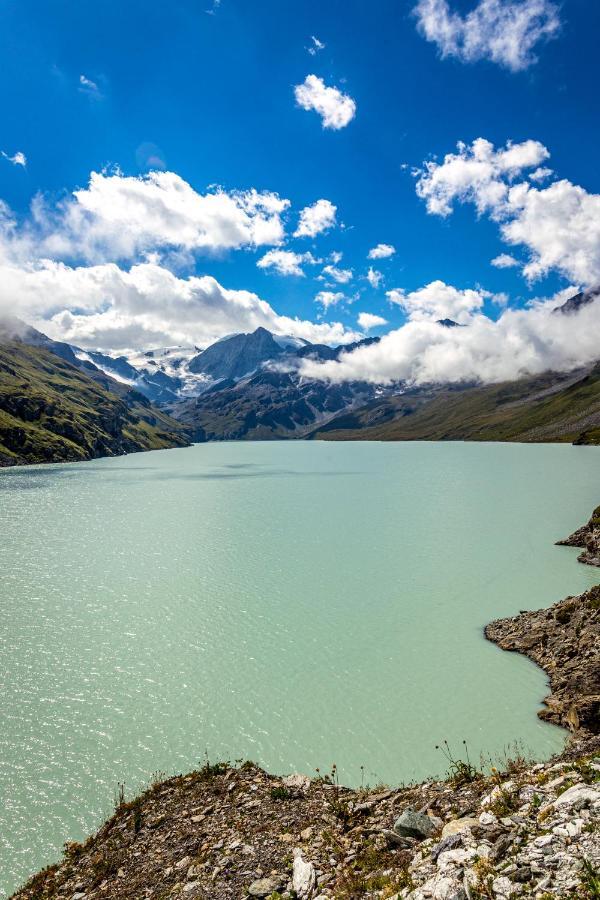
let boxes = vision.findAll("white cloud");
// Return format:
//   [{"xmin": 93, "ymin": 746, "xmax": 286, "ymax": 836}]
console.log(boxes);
[
  {"xmin": 307, "ymin": 36, "xmax": 325, "ymax": 55},
  {"xmin": 366, "ymin": 267, "xmax": 383, "ymax": 288},
  {"xmin": 256, "ymin": 249, "xmax": 317, "ymax": 277},
  {"xmin": 530, "ymin": 166, "xmax": 553, "ymax": 182},
  {"xmin": 415, "ymin": 138, "xmax": 600, "ymax": 286},
  {"xmin": 315, "ymin": 290, "xmax": 345, "ymax": 309},
  {"xmin": 387, "ymin": 280, "xmax": 485, "ymax": 324},
  {"xmin": 413, "ymin": 0, "xmax": 560, "ymax": 72},
  {"xmin": 30, "ymin": 169, "xmax": 290, "ymax": 263},
  {"xmin": 502, "ymin": 180, "xmax": 600, "ymax": 284},
  {"xmin": 0, "ymin": 176, "xmax": 360, "ymax": 350},
  {"xmin": 358, "ymin": 311, "xmax": 388, "ymax": 330},
  {"xmin": 322, "ymin": 264, "xmax": 353, "ymax": 284},
  {"xmin": 294, "ymin": 198, "xmax": 337, "ymax": 238},
  {"xmin": 1, "ymin": 151, "xmax": 26, "ymax": 168},
  {"xmin": 0, "ymin": 258, "xmax": 359, "ymax": 350},
  {"xmin": 491, "ymin": 252, "xmax": 519, "ymax": 268},
  {"xmin": 300, "ymin": 283, "xmax": 600, "ymax": 386},
  {"xmin": 368, "ymin": 243, "xmax": 395, "ymax": 259},
  {"xmin": 415, "ymin": 137, "xmax": 549, "ymax": 218},
  {"xmin": 294, "ymin": 75, "xmax": 356, "ymax": 130},
  {"xmin": 79, "ymin": 74, "xmax": 100, "ymax": 96}
]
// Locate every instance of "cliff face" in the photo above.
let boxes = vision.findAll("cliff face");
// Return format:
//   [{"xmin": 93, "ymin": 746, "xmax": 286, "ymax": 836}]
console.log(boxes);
[{"xmin": 0, "ymin": 340, "xmax": 190, "ymax": 466}]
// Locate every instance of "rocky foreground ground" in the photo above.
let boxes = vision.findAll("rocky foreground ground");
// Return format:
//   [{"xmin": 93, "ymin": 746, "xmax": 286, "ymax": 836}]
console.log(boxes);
[
  {"xmin": 12, "ymin": 516, "xmax": 600, "ymax": 900},
  {"xmin": 12, "ymin": 737, "xmax": 600, "ymax": 900}
]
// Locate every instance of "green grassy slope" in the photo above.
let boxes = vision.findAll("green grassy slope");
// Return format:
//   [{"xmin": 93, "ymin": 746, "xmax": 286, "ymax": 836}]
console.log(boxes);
[
  {"xmin": 0, "ymin": 340, "xmax": 190, "ymax": 466},
  {"xmin": 311, "ymin": 365, "xmax": 600, "ymax": 445}
]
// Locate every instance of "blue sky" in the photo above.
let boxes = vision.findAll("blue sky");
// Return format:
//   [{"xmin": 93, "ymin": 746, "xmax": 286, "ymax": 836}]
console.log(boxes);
[{"xmin": 0, "ymin": 0, "xmax": 599, "ymax": 361}]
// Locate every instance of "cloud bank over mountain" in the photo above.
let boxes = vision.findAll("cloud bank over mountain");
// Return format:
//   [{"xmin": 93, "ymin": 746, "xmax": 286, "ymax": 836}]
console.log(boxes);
[
  {"xmin": 1, "ymin": 134, "xmax": 599, "ymax": 382},
  {"xmin": 0, "ymin": 170, "xmax": 361, "ymax": 349},
  {"xmin": 300, "ymin": 282, "xmax": 600, "ymax": 386}
]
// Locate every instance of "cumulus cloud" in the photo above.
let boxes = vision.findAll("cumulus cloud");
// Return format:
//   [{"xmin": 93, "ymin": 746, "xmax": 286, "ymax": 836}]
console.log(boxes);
[
  {"xmin": 415, "ymin": 138, "xmax": 600, "ymax": 286},
  {"xmin": 315, "ymin": 290, "xmax": 345, "ymax": 309},
  {"xmin": 530, "ymin": 166, "xmax": 553, "ymax": 182},
  {"xmin": 0, "ymin": 259, "xmax": 359, "ymax": 350},
  {"xmin": 387, "ymin": 280, "xmax": 485, "ymax": 324},
  {"xmin": 294, "ymin": 75, "xmax": 356, "ymax": 130},
  {"xmin": 413, "ymin": 0, "xmax": 560, "ymax": 72},
  {"xmin": 294, "ymin": 198, "xmax": 337, "ymax": 238},
  {"xmin": 0, "ymin": 174, "xmax": 360, "ymax": 350},
  {"xmin": 29, "ymin": 169, "xmax": 290, "ymax": 263},
  {"xmin": 415, "ymin": 137, "xmax": 549, "ymax": 217},
  {"xmin": 357, "ymin": 311, "xmax": 388, "ymax": 330},
  {"xmin": 307, "ymin": 36, "xmax": 325, "ymax": 55},
  {"xmin": 257, "ymin": 249, "xmax": 317, "ymax": 276},
  {"xmin": 322, "ymin": 264, "xmax": 353, "ymax": 284},
  {"xmin": 366, "ymin": 267, "xmax": 383, "ymax": 288},
  {"xmin": 491, "ymin": 252, "xmax": 519, "ymax": 268},
  {"xmin": 368, "ymin": 243, "xmax": 395, "ymax": 259},
  {"xmin": 2, "ymin": 150, "xmax": 26, "ymax": 167},
  {"xmin": 79, "ymin": 74, "xmax": 101, "ymax": 96},
  {"xmin": 300, "ymin": 284, "xmax": 600, "ymax": 386}
]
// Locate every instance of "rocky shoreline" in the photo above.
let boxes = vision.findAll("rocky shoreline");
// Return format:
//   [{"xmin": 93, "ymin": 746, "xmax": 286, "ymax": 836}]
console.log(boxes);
[
  {"xmin": 556, "ymin": 506, "xmax": 600, "ymax": 568},
  {"xmin": 10, "ymin": 511, "xmax": 600, "ymax": 900},
  {"xmin": 485, "ymin": 584, "xmax": 600, "ymax": 737}
]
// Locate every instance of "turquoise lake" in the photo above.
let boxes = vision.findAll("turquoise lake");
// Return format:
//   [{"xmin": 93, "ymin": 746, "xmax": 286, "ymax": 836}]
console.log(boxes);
[{"xmin": 1, "ymin": 440, "xmax": 599, "ymax": 895}]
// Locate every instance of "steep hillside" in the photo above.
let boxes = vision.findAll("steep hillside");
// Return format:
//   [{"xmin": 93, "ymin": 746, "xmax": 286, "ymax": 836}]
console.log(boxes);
[
  {"xmin": 173, "ymin": 332, "xmax": 383, "ymax": 440},
  {"xmin": 172, "ymin": 369, "xmax": 379, "ymax": 440},
  {"xmin": 0, "ymin": 340, "xmax": 190, "ymax": 466},
  {"xmin": 311, "ymin": 364, "xmax": 600, "ymax": 444},
  {"xmin": 188, "ymin": 327, "xmax": 284, "ymax": 380}
]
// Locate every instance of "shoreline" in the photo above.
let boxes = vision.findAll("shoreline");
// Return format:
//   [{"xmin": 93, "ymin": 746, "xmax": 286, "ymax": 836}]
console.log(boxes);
[
  {"xmin": 1, "ymin": 434, "xmax": 599, "ymax": 470},
  {"xmin": 10, "ymin": 508, "xmax": 600, "ymax": 899}
]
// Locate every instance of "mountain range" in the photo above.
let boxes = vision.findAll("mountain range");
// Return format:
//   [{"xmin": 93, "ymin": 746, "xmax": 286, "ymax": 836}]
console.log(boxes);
[{"xmin": 1, "ymin": 286, "xmax": 599, "ymax": 465}]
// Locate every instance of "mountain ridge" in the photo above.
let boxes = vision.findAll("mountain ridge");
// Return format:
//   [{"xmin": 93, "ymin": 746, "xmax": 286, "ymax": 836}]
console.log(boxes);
[
  {"xmin": 0, "ymin": 334, "xmax": 190, "ymax": 467},
  {"xmin": 4, "ymin": 284, "xmax": 600, "ymax": 453}
]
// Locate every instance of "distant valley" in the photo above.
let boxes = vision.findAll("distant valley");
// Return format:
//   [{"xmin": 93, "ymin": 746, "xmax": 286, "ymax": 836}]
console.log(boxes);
[{"xmin": 1, "ymin": 287, "xmax": 600, "ymax": 465}]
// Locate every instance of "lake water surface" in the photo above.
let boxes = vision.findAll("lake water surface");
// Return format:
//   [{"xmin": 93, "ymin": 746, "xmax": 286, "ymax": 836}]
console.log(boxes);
[{"xmin": 1, "ymin": 440, "xmax": 599, "ymax": 895}]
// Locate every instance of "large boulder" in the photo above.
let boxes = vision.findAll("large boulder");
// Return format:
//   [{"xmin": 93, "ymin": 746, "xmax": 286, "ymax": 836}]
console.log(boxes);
[
  {"xmin": 393, "ymin": 806, "xmax": 438, "ymax": 839},
  {"xmin": 292, "ymin": 848, "xmax": 316, "ymax": 899}
]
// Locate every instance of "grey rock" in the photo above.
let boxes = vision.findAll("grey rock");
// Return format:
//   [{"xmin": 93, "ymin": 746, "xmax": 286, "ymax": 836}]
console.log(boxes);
[
  {"xmin": 553, "ymin": 783, "xmax": 599, "ymax": 810},
  {"xmin": 490, "ymin": 832, "xmax": 514, "ymax": 861},
  {"xmin": 393, "ymin": 806, "xmax": 438, "ymax": 839},
  {"xmin": 430, "ymin": 832, "xmax": 462, "ymax": 861},
  {"xmin": 381, "ymin": 828, "xmax": 415, "ymax": 849},
  {"xmin": 513, "ymin": 866, "xmax": 532, "ymax": 882},
  {"xmin": 248, "ymin": 876, "xmax": 283, "ymax": 897},
  {"xmin": 282, "ymin": 773, "xmax": 311, "ymax": 793}
]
